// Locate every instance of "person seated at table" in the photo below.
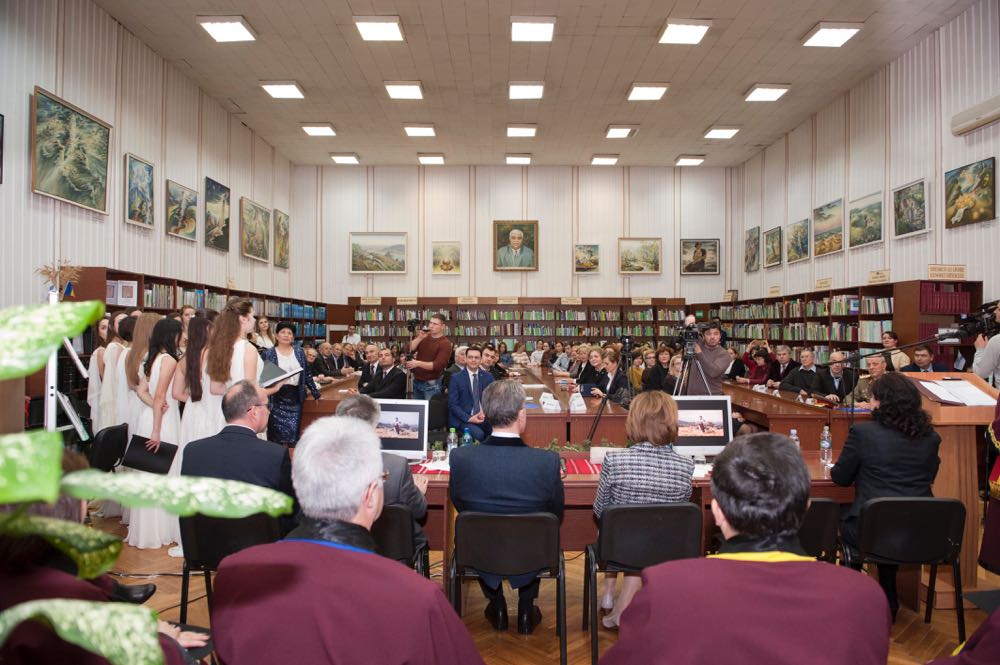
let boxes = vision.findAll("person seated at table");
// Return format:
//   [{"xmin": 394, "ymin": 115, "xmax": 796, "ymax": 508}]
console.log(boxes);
[
  {"xmin": 497, "ymin": 341, "xmax": 513, "ymax": 367},
  {"xmin": 724, "ymin": 347, "xmax": 747, "ymax": 380},
  {"xmin": 553, "ymin": 344, "xmax": 585, "ymax": 378},
  {"xmin": 736, "ymin": 347, "xmax": 772, "ymax": 386},
  {"xmin": 443, "ymin": 345, "xmax": 467, "ymax": 394},
  {"xmin": 741, "ymin": 339, "xmax": 772, "ymax": 368},
  {"xmin": 582, "ymin": 348, "xmax": 629, "ymax": 400},
  {"xmin": 529, "ymin": 343, "xmax": 546, "ymax": 365},
  {"xmin": 481, "ymin": 344, "xmax": 509, "ymax": 381},
  {"xmin": 576, "ymin": 346, "xmax": 603, "ymax": 386},
  {"xmin": 881, "ymin": 330, "xmax": 910, "ymax": 372},
  {"xmin": 900, "ymin": 345, "xmax": 949, "ymax": 373},
  {"xmin": 448, "ymin": 344, "xmax": 494, "ymax": 441},
  {"xmin": 357, "ymin": 343, "xmax": 381, "ymax": 391},
  {"xmin": 311, "ymin": 342, "xmax": 354, "ymax": 380},
  {"xmin": 342, "ymin": 342, "xmax": 362, "ymax": 370},
  {"xmin": 765, "ymin": 345, "xmax": 800, "ymax": 388},
  {"xmin": 849, "ymin": 354, "xmax": 888, "ymax": 408},
  {"xmin": 831, "ymin": 372, "xmax": 941, "ymax": 620},
  {"xmin": 778, "ymin": 348, "xmax": 823, "ymax": 397},
  {"xmin": 593, "ymin": 391, "xmax": 695, "ymax": 628},
  {"xmin": 602, "ymin": 433, "xmax": 891, "ymax": 665},
  {"xmin": 357, "ymin": 348, "xmax": 406, "ymax": 399},
  {"xmin": 551, "ymin": 341, "xmax": 571, "ymax": 371},
  {"xmin": 628, "ymin": 349, "xmax": 646, "ymax": 392},
  {"xmin": 510, "ymin": 341, "xmax": 529, "ymax": 366},
  {"xmin": 641, "ymin": 346, "xmax": 671, "ymax": 392},
  {"xmin": 819, "ymin": 351, "xmax": 856, "ymax": 403}
]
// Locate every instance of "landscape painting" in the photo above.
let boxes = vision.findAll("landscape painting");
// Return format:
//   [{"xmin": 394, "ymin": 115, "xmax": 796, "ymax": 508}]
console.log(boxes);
[
  {"xmin": 31, "ymin": 87, "xmax": 111, "ymax": 214},
  {"xmin": 273, "ymin": 209, "xmax": 290, "ymax": 269},
  {"xmin": 893, "ymin": 180, "xmax": 928, "ymax": 238},
  {"xmin": 204, "ymin": 177, "xmax": 230, "ymax": 252},
  {"xmin": 351, "ymin": 232, "xmax": 407, "ymax": 273},
  {"xmin": 680, "ymin": 239, "xmax": 720, "ymax": 275},
  {"xmin": 240, "ymin": 197, "xmax": 271, "ymax": 263},
  {"xmin": 618, "ymin": 238, "xmax": 661, "ymax": 274},
  {"xmin": 763, "ymin": 227, "xmax": 782, "ymax": 267},
  {"xmin": 849, "ymin": 192, "xmax": 883, "ymax": 248},
  {"xmin": 944, "ymin": 157, "xmax": 995, "ymax": 229},
  {"xmin": 574, "ymin": 244, "xmax": 599, "ymax": 273},
  {"xmin": 165, "ymin": 180, "xmax": 197, "ymax": 241},
  {"xmin": 124, "ymin": 154, "xmax": 153, "ymax": 228},
  {"xmin": 786, "ymin": 219, "xmax": 810, "ymax": 264},
  {"xmin": 744, "ymin": 226, "xmax": 760, "ymax": 273},
  {"xmin": 432, "ymin": 241, "xmax": 461, "ymax": 274},
  {"xmin": 813, "ymin": 199, "xmax": 844, "ymax": 257}
]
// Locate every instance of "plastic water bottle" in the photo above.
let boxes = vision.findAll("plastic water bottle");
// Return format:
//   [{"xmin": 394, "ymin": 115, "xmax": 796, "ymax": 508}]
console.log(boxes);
[
  {"xmin": 461, "ymin": 427, "xmax": 473, "ymax": 446},
  {"xmin": 446, "ymin": 428, "xmax": 458, "ymax": 457},
  {"xmin": 819, "ymin": 425, "xmax": 833, "ymax": 466},
  {"xmin": 789, "ymin": 429, "xmax": 800, "ymax": 452}
]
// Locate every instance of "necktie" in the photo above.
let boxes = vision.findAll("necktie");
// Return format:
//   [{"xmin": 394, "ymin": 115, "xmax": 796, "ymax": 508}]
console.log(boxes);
[
  {"xmin": 471, "ymin": 372, "xmax": 480, "ymax": 413},
  {"xmin": 378, "ymin": 368, "xmax": 386, "ymax": 382}
]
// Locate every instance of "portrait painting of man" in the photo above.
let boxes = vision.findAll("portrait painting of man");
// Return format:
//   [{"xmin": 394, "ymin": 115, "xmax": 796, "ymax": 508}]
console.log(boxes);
[{"xmin": 493, "ymin": 220, "xmax": 538, "ymax": 271}]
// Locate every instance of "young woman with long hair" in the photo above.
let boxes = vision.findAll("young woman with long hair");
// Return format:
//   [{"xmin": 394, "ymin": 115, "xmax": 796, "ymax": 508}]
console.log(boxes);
[
  {"xmin": 205, "ymin": 298, "xmax": 267, "ymax": 432},
  {"xmin": 252, "ymin": 316, "xmax": 276, "ymax": 349},
  {"xmin": 173, "ymin": 317, "xmax": 218, "ymax": 446},
  {"xmin": 86, "ymin": 316, "xmax": 111, "ymax": 433},
  {"xmin": 98, "ymin": 311, "xmax": 131, "ymax": 430}
]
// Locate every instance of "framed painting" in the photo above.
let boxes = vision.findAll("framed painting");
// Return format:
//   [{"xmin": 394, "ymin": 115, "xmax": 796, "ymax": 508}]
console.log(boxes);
[
  {"xmin": 786, "ymin": 219, "xmax": 809, "ymax": 264},
  {"xmin": 240, "ymin": 197, "xmax": 271, "ymax": 263},
  {"xmin": 944, "ymin": 157, "xmax": 995, "ymax": 229},
  {"xmin": 31, "ymin": 86, "xmax": 111, "ymax": 214},
  {"xmin": 893, "ymin": 179, "xmax": 928, "ymax": 238},
  {"xmin": 493, "ymin": 220, "xmax": 538, "ymax": 271},
  {"xmin": 165, "ymin": 180, "xmax": 197, "ymax": 241},
  {"xmin": 763, "ymin": 227, "xmax": 782, "ymax": 267},
  {"xmin": 618, "ymin": 237, "xmax": 661, "ymax": 274},
  {"xmin": 848, "ymin": 192, "xmax": 883, "ymax": 248},
  {"xmin": 680, "ymin": 239, "xmax": 720, "ymax": 275},
  {"xmin": 273, "ymin": 209, "xmax": 290, "ymax": 269},
  {"xmin": 813, "ymin": 199, "xmax": 844, "ymax": 257},
  {"xmin": 124, "ymin": 154, "xmax": 153, "ymax": 229},
  {"xmin": 574, "ymin": 243, "xmax": 599, "ymax": 274},
  {"xmin": 432, "ymin": 241, "xmax": 461, "ymax": 275},
  {"xmin": 204, "ymin": 177, "xmax": 230, "ymax": 252},
  {"xmin": 350, "ymin": 232, "xmax": 407, "ymax": 273},
  {"xmin": 744, "ymin": 226, "xmax": 760, "ymax": 272}
]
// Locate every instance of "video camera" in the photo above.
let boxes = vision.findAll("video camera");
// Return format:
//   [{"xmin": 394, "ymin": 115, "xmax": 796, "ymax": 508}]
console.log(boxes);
[
  {"xmin": 679, "ymin": 322, "xmax": 705, "ymax": 356},
  {"xmin": 953, "ymin": 301, "xmax": 999, "ymax": 339},
  {"xmin": 406, "ymin": 318, "xmax": 429, "ymax": 334},
  {"xmin": 619, "ymin": 335, "xmax": 633, "ymax": 353}
]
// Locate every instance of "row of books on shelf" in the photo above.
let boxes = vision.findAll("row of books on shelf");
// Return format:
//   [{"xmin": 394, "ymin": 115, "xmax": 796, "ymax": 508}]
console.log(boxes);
[
  {"xmin": 860, "ymin": 297, "xmax": 893, "ymax": 315},
  {"xmin": 142, "ymin": 283, "xmax": 174, "ymax": 309},
  {"xmin": 289, "ymin": 322, "xmax": 326, "ymax": 338},
  {"xmin": 920, "ymin": 283, "xmax": 972, "ymax": 314},
  {"xmin": 177, "ymin": 288, "xmax": 228, "ymax": 311},
  {"xmin": 718, "ymin": 303, "xmax": 783, "ymax": 320},
  {"xmin": 252, "ymin": 299, "xmax": 326, "ymax": 321}
]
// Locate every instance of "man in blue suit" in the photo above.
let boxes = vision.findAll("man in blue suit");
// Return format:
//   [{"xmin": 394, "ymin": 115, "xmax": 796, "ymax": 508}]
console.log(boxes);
[
  {"xmin": 900, "ymin": 345, "xmax": 949, "ymax": 373},
  {"xmin": 448, "ymin": 344, "xmax": 493, "ymax": 441}
]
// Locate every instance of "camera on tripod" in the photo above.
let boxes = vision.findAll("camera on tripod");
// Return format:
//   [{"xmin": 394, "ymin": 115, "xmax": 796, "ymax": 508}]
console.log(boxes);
[
  {"xmin": 680, "ymin": 322, "xmax": 704, "ymax": 356},
  {"xmin": 953, "ymin": 302, "xmax": 999, "ymax": 339},
  {"xmin": 619, "ymin": 335, "xmax": 633, "ymax": 353}
]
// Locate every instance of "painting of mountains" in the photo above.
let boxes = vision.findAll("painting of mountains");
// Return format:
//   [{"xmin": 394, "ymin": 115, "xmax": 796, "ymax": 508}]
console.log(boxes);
[
  {"xmin": 125, "ymin": 154, "xmax": 154, "ymax": 228},
  {"xmin": 786, "ymin": 219, "xmax": 809, "ymax": 264},
  {"xmin": 350, "ymin": 232, "xmax": 407, "ymax": 273},
  {"xmin": 849, "ymin": 192, "xmax": 883, "ymax": 248},
  {"xmin": 812, "ymin": 198, "xmax": 844, "ymax": 257}
]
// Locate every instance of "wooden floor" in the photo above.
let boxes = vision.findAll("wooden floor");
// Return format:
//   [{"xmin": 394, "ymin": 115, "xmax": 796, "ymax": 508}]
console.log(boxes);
[{"xmin": 96, "ymin": 514, "xmax": 999, "ymax": 664}]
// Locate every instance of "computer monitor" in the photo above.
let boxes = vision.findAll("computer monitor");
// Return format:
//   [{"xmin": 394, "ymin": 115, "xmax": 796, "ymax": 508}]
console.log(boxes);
[
  {"xmin": 672, "ymin": 395, "xmax": 733, "ymax": 460},
  {"xmin": 374, "ymin": 398, "xmax": 429, "ymax": 460}
]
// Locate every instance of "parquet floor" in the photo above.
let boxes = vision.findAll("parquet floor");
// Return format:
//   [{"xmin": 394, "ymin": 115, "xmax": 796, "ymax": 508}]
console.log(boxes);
[{"xmin": 96, "ymin": 514, "xmax": 998, "ymax": 664}]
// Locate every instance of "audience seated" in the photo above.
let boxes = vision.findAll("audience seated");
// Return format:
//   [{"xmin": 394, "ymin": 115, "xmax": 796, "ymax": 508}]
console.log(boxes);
[
  {"xmin": 447, "ymin": 344, "xmax": 493, "ymax": 441},
  {"xmin": 736, "ymin": 347, "xmax": 772, "ymax": 386},
  {"xmin": 778, "ymin": 348, "xmax": 823, "ymax": 397},
  {"xmin": 443, "ymin": 345, "xmax": 467, "ymax": 393},
  {"xmin": 901, "ymin": 345, "xmax": 949, "ymax": 373},
  {"xmin": 481, "ymin": 344, "xmax": 509, "ymax": 380},
  {"xmin": 358, "ymin": 348, "xmax": 406, "ymax": 399},
  {"xmin": 850, "ymin": 354, "xmax": 888, "ymax": 407},
  {"xmin": 357, "ymin": 343, "xmax": 380, "ymax": 391},
  {"xmin": 765, "ymin": 345, "xmax": 800, "ymax": 388},
  {"xmin": 818, "ymin": 351, "xmax": 854, "ymax": 403}
]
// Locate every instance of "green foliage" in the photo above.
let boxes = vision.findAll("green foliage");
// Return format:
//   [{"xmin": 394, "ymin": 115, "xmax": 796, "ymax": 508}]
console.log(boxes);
[
  {"xmin": 0, "ymin": 431, "xmax": 64, "ymax": 506},
  {"xmin": 0, "ymin": 300, "xmax": 105, "ymax": 381},
  {"xmin": 2, "ymin": 513, "xmax": 122, "ymax": 579}
]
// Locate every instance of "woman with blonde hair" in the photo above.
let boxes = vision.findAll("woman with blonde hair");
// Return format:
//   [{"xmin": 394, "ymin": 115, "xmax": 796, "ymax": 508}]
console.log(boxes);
[
  {"xmin": 593, "ymin": 391, "xmax": 695, "ymax": 628},
  {"xmin": 252, "ymin": 316, "xmax": 276, "ymax": 350}
]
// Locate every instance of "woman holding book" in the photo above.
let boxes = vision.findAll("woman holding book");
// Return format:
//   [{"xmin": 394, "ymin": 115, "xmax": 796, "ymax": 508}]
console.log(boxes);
[{"xmin": 261, "ymin": 323, "xmax": 321, "ymax": 447}]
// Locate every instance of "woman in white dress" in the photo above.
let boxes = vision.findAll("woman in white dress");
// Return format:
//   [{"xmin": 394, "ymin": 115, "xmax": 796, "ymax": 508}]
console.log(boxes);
[
  {"xmin": 127, "ymin": 318, "xmax": 183, "ymax": 549},
  {"xmin": 121, "ymin": 314, "xmax": 160, "ymax": 437},
  {"xmin": 206, "ymin": 298, "xmax": 264, "ymax": 433},
  {"xmin": 174, "ymin": 317, "xmax": 221, "ymax": 446},
  {"xmin": 98, "ymin": 312, "xmax": 131, "ymax": 430},
  {"xmin": 86, "ymin": 316, "xmax": 110, "ymax": 433},
  {"xmin": 250, "ymin": 316, "xmax": 276, "ymax": 350}
]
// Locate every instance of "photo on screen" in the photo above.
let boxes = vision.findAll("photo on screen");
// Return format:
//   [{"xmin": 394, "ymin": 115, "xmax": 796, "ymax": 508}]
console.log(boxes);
[
  {"xmin": 672, "ymin": 395, "xmax": 733, "ymax": 458},
  {"xmin": 374, "ymin": 398, "xmax": 429, "ymax": 460}
]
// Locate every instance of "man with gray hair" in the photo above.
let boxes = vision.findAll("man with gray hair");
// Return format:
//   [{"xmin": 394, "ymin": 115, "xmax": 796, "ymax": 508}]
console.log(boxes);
[
  {"xmin": 211, "ymin": 416, "xmax": 483, "ymax": 665},
  {"xmin": 766, "ymin": 345, "xmax": 801, "ymax": 388},
  {"xmin": 448, "ymin": 380, "xmax": 564, "ymax": 635}
]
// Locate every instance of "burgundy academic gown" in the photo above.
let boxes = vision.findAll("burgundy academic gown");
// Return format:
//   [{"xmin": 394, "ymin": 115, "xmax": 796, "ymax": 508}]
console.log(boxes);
[
  {"xmin": 600, "ymin": 556, "xmax": 890, "ymax": 665},
  {"xmin": 928, "ymin": 607, "xmax": 1000, "ymax": 665},
  {"xmin": 211, "ymin": 540, "xmax": 484, "ymax": 665}
]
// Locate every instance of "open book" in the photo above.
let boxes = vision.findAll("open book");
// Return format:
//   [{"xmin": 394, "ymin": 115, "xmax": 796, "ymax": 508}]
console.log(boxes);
[
  {"xmin": 919, "ymin": 378, "xmax": 996, "ymax": 407},
  {"xmin": 260, "ymin": 360, "xmax": 304, "ymax": 388}
]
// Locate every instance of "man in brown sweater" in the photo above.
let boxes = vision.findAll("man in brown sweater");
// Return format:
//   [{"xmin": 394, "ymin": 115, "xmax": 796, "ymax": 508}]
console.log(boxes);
[
  {"xmin": 685, "ymin": 320, "xmax": 732, "ymax": 395},
  {"xmin": 405, "ymin": 312, "xmax": 453, "ymax": 400}
]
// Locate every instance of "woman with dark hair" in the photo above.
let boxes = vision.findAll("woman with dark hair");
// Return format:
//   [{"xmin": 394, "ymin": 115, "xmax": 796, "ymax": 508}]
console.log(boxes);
[
  {"xmin": 881, "ymin": 330, "xmax": 910, "ymax": 372},
  {"xmin": 120, "ymin": 313, "xmax": 159, "ymax": 439},
  {"xmin": 97, "ymin": 311, "xmax": 130, "ymax": 430},
  {"xmin": 724, "ymin": 347, "xmax": 747, "ymax": 380},
  {"xmin": 589, "ymin": 348, "xmax": 630, "ymax": 400},
  {"xmin": 642, "ymin": 345, "xmax": 673, "ymax": 393},
  {"xmin": 576, "ymin": 346, "xmax": 603, "ymax": 386},
  {"xmin": 86, "ymin": 315, "xmax": 111, "ymax": 432},
  {"xmin": 736, "ymin": 347, "xmax": 772, "ymax": 386},
  {"xmin": 262, "ymin": 322, "xmax": 321, "ymax": 447},
  {"xmin": 498, "ymin": 341, "xmax": 513, "ymax": 367},
  {"xmin": 174, "ymin": 317, "xmax": 218, "ymax": 446},
  {"xmin": 831, "ymin": 371, "xmax": 941, "ymax": 618}
]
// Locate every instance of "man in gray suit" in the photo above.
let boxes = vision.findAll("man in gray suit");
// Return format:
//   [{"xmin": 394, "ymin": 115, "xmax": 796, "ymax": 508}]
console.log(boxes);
[{"xmin": 496, "ymin": 228, "xmax": 535, "ymax": 268}]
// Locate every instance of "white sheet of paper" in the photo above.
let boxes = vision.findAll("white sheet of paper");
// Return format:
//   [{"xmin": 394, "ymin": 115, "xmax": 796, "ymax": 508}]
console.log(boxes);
[
  {"xmin": 522, "ymin": 384, "xmax": 546, "ymax": 388},
  {"xmin": 693, "ymin": 464, "xmax": 713, "ymax": 479},
  {"xmin": 933, "ymin": 379, "xmax": 995, "ymax": 406},
  {"xmin": 920, "ymin": 381, "xmax": 961, "ymax": 403},
  {"xmin": 422, "ymin": 460, "xmax": 451, "ymax": 472}
]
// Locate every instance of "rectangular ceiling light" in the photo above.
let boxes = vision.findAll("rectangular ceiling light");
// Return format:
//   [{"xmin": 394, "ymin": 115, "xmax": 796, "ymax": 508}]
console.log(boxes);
[
  {"xmin": 418, "ymin": 153, "xmax": 445, "ymax": 165},
  {"xmin": 675, "ymin": 155, "xmax": 705, "ymax": 166},
  {"xmin": 704, "ymin": 126, "xmax": 740, "ymax": 139},
  {"xmin": 506, "ymin": 154, "xmax": 531, "ymax": 165},
  {"xmin": 354, "ymin": 16, "xmax": 404, "ymax": 41},
  {"xmin": 330, "ymin": 153, "xmax": 359, "ymax": 165},
  {"xmin": 511, "ymin": 16, "xmax": 555, "ymax": 42},
  {"xmin": 507, "ymin": 124, "xmax": 537, "ymax": 138},
  {"xmin": 385, "ymin": 81, "xmax": 423, "ymax": 99},
  {"xmin": 659, "ymin": 19, "xmax": 711, "ymax": 44},
  {"xmin": 509, "ymin": 82, "xmax": 545, "ymax": 100},
  {"xmin": 802, "ymin": 22, "xmax": 863, "ymax": 47},
  {"xmin": 627, "ymin": 83, "xmax": 668, "ymax": 101},
  {"xmin": 197, "ymin": 15, "xmax": 257, "ymax": 42},
  {"xmin": 744, "ymin": 84, "xmax": 789, "ymax": 102},
  {"xmin": 404, "ymin": 124, "xmax": 436, "ymax": 137},
  {"xmin": 606, "ymin": 125, "xmax": 638, "ymax": 139},
  {"xmin": 591, "ymin": 155, "xmax": 619, "ymax": 166},
  {"xmin": 260, "ymin": 81, "xmax": 304, "ymax": 99},
  {"xmin": 302, "ymin": 123, "xmax": 336, "ymax": 136}
]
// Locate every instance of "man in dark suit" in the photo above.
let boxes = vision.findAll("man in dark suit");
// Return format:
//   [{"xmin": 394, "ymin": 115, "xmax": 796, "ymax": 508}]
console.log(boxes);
[
  {"xmin": 481, "ymin": 345, "xmax": 509, "ymax": 380},
  {"xmin": 357, "ymin": 343, "xmax": 381, "ymax": 391},
  {"xmin": 818, "ymin": 351, "xmax": 857, "ymax": 403},
  {"xmin": 358, "ymin": 348, "xmax": 406, "ymax": 399},
  {"xmin": 766, "ymin": 345, "xmax": 800, "ymax": 388},
  {"xmin": 448, "ymin": 345, "xmax": 494, "ymax": 441},
  {"xmin": 181, "ymin": 380, "xmax": 297, "ymax": 532},
  {"xmin": 900, "ymin": 345, "xmax": 949, "ymax": 373},
  {"xmin": 449, "ymin": 380, "xmax": 564, "ymax": 635},
  {"xmin": 779, "ymin": 348, "xmax": 824, "ymax": 397},
  {"xmin": 312, "ymin": 342, "xmax": 355, "ymax": 380}
]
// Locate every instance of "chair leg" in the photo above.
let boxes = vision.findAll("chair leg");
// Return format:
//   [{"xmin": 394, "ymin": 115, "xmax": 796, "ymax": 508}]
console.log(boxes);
[
  {"xmin": 925, "ymin": 564, "xmax": 937, "ymax": 624},
  {"xmin": 952, "ymin": 562, "xmax": 966, "ymax": 643},
  {"xmin": 581, "ymin": 546, "xmax": 591, "ymax": 631},
  {"xmin": 179, "ymin": 562, "xmax": 190, "ymax": 624},
  {"xmin": 558, "ymin": 556, "xmax": 567, "ymax": 665},
  {"xmin": 590, "ymin": 560, "xmax": 598, "ymax": 665},
  {"xmin": 448, "ymin": 560, "xmax": 461, "ymax": 615},
  {"xmin": 204, "ymin": 569, "xmax": 214, "ymax": 614}
]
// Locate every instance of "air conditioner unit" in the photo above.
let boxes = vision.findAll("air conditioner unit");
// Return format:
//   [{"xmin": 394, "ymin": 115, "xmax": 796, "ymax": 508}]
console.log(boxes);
[{"xmin": 951, "ymin": 94, "xmax": 1000, "ymax": 136}]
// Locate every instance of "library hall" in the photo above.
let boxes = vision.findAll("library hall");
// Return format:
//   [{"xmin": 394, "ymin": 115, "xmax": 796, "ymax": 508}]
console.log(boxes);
[{"xmin": 4, "ymin": 0, "xmax": 1000, "ymax": 663}]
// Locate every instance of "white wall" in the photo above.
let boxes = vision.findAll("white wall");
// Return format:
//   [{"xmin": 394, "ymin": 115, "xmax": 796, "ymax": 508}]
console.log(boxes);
[
  {"xmin": 731, "ymin": 0, "xmax": 1000, "ymax": 302},
  {"xmin": 0, "ymin": 0, "xmax": 305, "ymax": 307}
]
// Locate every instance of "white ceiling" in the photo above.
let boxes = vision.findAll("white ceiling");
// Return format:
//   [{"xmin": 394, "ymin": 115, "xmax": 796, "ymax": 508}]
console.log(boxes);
[{"xmin": 92, "ymin": 0, "xmax": 978, "ymax": 167}]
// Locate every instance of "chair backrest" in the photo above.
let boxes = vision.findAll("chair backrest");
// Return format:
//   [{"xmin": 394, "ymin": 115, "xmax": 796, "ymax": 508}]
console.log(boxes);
[
  {"xmin": 454, "ymin": 512, "xmax": 560, "ymax": 576},
  {"xmin": 88, "ymin": 424, "xmax": 129, "ymax": 472},
  {"xmin": 371, "ymin": 504, "xmax": 416, "ymax": 563},
  {"xmin": 597, "ymin": 503, "xmax": 703, "ymax": 569},
  {"xmin": 798, "ymin": 498, "xmax": 840, "ymax": 560},
  {"xmin": 179, "ymin": 513, "xmax": 282, "ymax": 569},
  {"xmin": 859, "ymin": 497, "xmax": 966, "ymax": 564},
  {"xmin": 428, "ymin": 395, "xmax": 448, "ymax": 431}
]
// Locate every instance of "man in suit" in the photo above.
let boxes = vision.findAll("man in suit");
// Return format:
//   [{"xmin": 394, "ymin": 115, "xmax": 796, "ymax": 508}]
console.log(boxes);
[
  {"xmin": 766, "ymin": 345, "xmax": 800, "ymax": 388},
  {"xmin": 181, "ymin": 380, "xmax": 297, "ymax": 532},
  {"xmin": 443, "ymin": 345, "xmax": 467, "ymax": 393},
  {"xmin": 449, "ymin": 380, "xmax": 564, "ymax": 635},
  {"xmin": 819, "ymin": 351, "xmax": 856, "ymax": 403},
  {"xmin": 496, "ymin": 228, "xmax": 535, "ymax": 268},
  {"xmin": 336, "ymin": 394, "xmax": 428, "ymax": 549},
  {"xmin": 357, "ymin": 343, "xmax": 380, "ymax": 391},
  {"xmin": 448, "ymin": 345, "xmax": 494, "ymax": 441},
  {"xmin": 901, "ymin": 345, "xmax": 949, "ymax": 373},
  {"xmin": 358, "ymin": 348, "xmax": 406, "ymax": 399},
  {"xmin": 779, "ymin": 348, "xmax": 824, "ymax": 397},
  {"xmin": 481, "ymin": 344, "xmax": 510, "ymax": 380},
  {"xmin": 312, "ymin": 342, "xmax": 355, "ymax": 379}
]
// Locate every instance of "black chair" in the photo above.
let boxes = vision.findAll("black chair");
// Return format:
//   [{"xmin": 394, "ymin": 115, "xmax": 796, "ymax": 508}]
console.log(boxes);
[
  {"xmin": 87, "ymin": 423, "xmax": 129, "ymax": 472},
  {"xmin": 798, "ymin": 497, "xmax": 840, "ymax": 563},
  {"xmin": 843, "ymin": 497, "xmax": 966, "ymax": 641},
  {"xmin": 448, "ymin": 512, "xmax": 566, "ymax": 665},
  {"xmin": 371, "ymin": 504, "xmax": 429, "ymax": 577},
  {"xmin": 428, "ymin": 394, "xmax": 448, "ymax": 432},
  {"xmin": 583, "ymin": 503, "xmax": 702, "ymax": 664},
  {"xmin": 178, "ymin": 513, "xmax": 281, "ymax": 623}
]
